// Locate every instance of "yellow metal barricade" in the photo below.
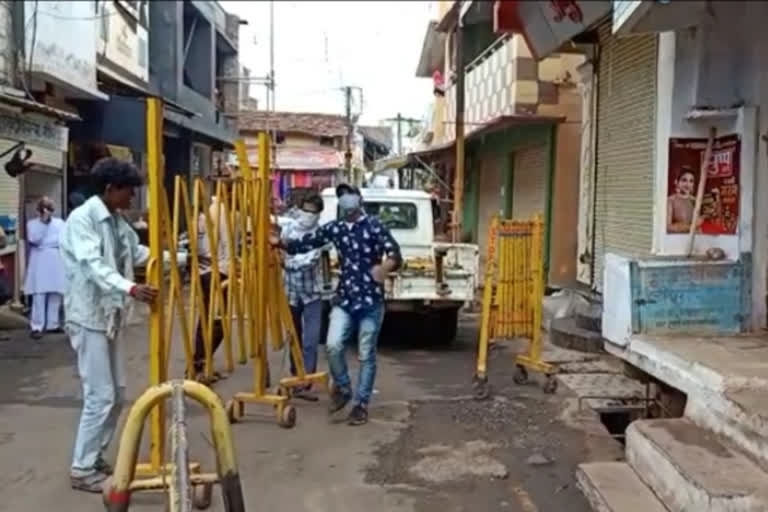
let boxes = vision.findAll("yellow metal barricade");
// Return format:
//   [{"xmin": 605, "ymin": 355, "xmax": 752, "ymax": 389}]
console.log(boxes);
[
  {"xmin": 103, "ymin": 380, "xmax": 245, "ymax": 512},
  {"xmin": 224, "ymin": 136, "xmax": 330, "ymax": 428},
  {"xmin": 109, "ymin": 98, "xmax": 330, "ymax": 509},
  {"xmin": 474, "ymin": 214, "xmax": 557, "ymax": 398}
]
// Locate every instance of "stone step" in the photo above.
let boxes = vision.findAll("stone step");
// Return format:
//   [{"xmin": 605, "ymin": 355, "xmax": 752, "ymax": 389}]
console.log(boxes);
[
  {"xmin": 574, "ymin": 301, "xmax": 602, "ymax": 332},
  {"xmin": 550, "ymin": 316, "xmax": 604, "ymax": 353},
  {"xmin": 604, "ymin": 335, "xmax": 768, "ymax": 468},
  {"xmin": 626, "ymin": 418, "xmax": 768, "ymax": 512},
  {"xmin": 576, "ymin": 462, "xmax": 668, "ymax": 512}
]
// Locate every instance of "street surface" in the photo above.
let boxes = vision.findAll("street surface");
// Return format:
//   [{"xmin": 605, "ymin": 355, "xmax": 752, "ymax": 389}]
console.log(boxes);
[{"xmin": 0, "ymin": 308, "xmax": 621, "ymax": 511}]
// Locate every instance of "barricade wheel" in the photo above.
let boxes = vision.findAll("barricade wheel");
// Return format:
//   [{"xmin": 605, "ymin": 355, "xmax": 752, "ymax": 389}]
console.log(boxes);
[
  {"xmin": 193, "ymin": 482, "xmax": 213, "ymax": 509},
  {"xmin": 278, "ymin": 404, "xmax": 297, "ymax": 428},
  {"xmin": 543, "ymin": 375, "xmax": 558, "ymax": 394},
  {"xmin": 472, "ymin": 375, "xmax": 490, "ymax": 401},
  {"xmin": 513, "ymin": 365, "xmax": 528, "ymax": 385},
  {"xmin": 226, "ymin": 399, "xmax": 240, "ymax": 424}
]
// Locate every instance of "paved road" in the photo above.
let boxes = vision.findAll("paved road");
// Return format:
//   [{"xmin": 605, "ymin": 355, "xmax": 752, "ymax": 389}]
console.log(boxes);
[{"xmin": 0, "ymin": 309, "xmax": 620, "ymax": 511}]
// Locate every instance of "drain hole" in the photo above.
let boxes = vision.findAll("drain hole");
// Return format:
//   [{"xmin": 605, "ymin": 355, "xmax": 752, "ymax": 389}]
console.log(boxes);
[{"xmin": 599, "ymin": 411, "xmax": 633, "ymax": 445}]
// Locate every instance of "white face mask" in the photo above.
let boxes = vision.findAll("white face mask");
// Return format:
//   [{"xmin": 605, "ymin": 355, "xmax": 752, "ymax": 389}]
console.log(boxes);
[{"xmin": 296, "ymin": 210, "xmax": 319, "ymax": 230}]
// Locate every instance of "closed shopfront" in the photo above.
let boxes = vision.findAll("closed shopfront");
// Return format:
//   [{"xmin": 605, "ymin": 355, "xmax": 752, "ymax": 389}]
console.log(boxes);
[
  {"xmin": 592, "ymin": 23, "xmax": 658, "ymax": 291},
  {"xmin": 477, "ymin": 152, "xmax": 503, "ymax": 268},
  {"xmin": 511, "ymin": 144, "xmax": 548, "ymax": 220}
]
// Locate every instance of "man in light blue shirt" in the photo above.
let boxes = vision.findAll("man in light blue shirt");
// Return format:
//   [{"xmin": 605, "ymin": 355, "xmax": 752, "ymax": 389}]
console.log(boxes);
[{"xmin": 60, "ymin": 158, "xmax": 158, "ymax": 493}]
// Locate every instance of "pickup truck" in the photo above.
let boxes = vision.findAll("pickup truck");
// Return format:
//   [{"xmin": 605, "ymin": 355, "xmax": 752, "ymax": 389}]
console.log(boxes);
[{"xmin": 318, "ymin": 187, "xmax": 480, "ymax": 343}]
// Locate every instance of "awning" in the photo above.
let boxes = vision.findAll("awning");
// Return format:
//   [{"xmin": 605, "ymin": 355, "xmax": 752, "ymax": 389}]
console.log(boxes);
[
  {"xmin": 373, "ymin": 155, "xmax": 410, "ymax": 173},
  {"xmin": 0, "ymin": 90, "xmax": 81, "ymax": 122},
  {"xmin": 467, "ymin": 113, "xmax": 564, "ymax": 140},
  {"xmin": 408, "ymin": 113, "xmax": 564, "ymax": 160},
  {"xmin": 245, "ymin": 146, "xmax": 343, "ymax": 171},
  {"xmin": 613, "ymin": 1, "xmax": 707, "ymax": 36},
  {"xmin": 436, "ymin": 0, "xmax": 460, "ymax": 32},
  {"xmin": 415, "ymin": 21, "xmax": 447, "ymax": 78},
  {"xmin": 493, "ymin": 0, "xmax": 612, "ymax": 60}
]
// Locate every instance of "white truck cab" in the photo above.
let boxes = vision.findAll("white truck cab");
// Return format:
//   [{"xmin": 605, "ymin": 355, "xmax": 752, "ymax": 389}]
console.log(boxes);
[{"xmin": 319, "ymin": 186, "xmax": 480, "ymax": 343}]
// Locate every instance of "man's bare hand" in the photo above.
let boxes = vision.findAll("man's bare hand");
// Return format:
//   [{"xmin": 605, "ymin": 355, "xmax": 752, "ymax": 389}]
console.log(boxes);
[
  {"xmin": 268, "ymin": 234, "xmax": 281, "ymax": 248},
  {"xmin": 130, "ymin": 284, "xmax": 159, "ymax": 304},
  {"xmin": 371, "ymin": 264, "xmax": 387, "ymax": 284}
]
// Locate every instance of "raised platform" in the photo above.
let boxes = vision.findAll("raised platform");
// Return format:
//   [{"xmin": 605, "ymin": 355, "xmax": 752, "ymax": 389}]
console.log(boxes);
[
  {"xmin": 576, "ymin": 462, "xmax": 668, "ymax": 512},
  {"xmin": 604, "ymin": 334, "xmax": 768, "ymax": 467}
]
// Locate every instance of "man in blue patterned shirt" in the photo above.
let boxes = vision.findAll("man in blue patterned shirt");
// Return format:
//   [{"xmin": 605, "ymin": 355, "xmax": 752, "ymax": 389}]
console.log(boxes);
[{"xmin": 272, "ymin": 184, "xmax": 402, "ymax": 425}]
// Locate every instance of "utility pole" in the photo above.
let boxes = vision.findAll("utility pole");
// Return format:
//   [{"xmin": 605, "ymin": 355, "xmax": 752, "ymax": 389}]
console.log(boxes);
[
  {"xmin": 344, "ymin": 85, "xmax": 354, "ymax": 184},
  {"xmin": 268, "ymin": 0, "xmax": 276, "ymax": 170},
  {"xmin": 384, "ymin": 113, "xmax": 422, "ymax": 155},
  {"xmin": 452, "ymin": 5, "xmax": 465, "ymax": 243}
]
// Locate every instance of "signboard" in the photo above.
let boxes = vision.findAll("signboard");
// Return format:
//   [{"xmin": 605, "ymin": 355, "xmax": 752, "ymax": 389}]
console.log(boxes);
[
  {"xmin": 97, "ymin": 1, "xmax": 150, "ymax": 83},
  {"xmin": 24, "ymin": 1, "xmax": 104, "ymax": 99},
  {"xmin": 246, "ymin": 147, "xmax": 342, "ymax": 171},
  {"xmin": 494, "ymin": 0, "xmax": 612, "ymax": 59},
  {"xmin": 667, "ymin": 135, "xmax": 740, "ymax": 235},
  {"xmin": 0, "ymin": 112, "xmax": 68, "ymax": 151}
]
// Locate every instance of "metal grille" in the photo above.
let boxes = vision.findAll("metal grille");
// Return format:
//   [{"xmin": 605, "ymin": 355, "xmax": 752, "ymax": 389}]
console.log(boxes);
[
  {"xmin": 512, "ymin": 144, "xmax": 548, "ymax": 220},
  {"xmin": 593, "ymin": 24, "xmax": 658, "ymax": 292}
]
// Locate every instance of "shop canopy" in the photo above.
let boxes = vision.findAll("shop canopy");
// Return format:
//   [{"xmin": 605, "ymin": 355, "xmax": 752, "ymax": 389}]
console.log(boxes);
[{"xmin": 244, "ymin": 146, "xmax": 342, "ymax": 172}]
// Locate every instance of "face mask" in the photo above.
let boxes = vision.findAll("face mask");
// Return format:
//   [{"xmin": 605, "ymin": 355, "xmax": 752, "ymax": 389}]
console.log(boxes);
[
  {"xmin": 296, "ymin": 210, "xmax": 319, "ymax": 230},
  {"xmin": 338, "ymin": 194, "xmax": 361, "ymax": 217}
]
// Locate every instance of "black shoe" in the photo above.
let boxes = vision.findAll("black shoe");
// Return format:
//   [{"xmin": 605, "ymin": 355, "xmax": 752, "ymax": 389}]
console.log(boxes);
[
  {"xmin": 328, "ymin": 387, "xmax": 351, "ymax": 414},
  {"xmin": 294, "ymin": 387, "xmax": 319, "ymax": 402},
  {"xmin": 347, "ymin": 404, "xmax": 368, "ymax": 426},
  {"xmin": 30, "ymin": 330, "xmax": 43, "ymax": 340}
]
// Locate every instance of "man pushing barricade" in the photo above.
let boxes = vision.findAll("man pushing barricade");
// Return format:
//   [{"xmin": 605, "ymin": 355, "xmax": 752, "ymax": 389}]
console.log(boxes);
[
  {"xmin": 277, "ymin": 192, "xmax": 333, "ymax": 402},
  {"xmin": 271, "ymin": 184, "xmax": 401, "ymax": 425},
  {"xmin": 60, "ymin": 158, "xmax": 160, "ymax": 493}
]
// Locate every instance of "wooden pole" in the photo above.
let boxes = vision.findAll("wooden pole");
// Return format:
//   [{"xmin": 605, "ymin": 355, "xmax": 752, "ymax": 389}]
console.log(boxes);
[
  {"xmin": 686, "ymin": 126, "xmax": 716, "ymax": 256},
  {"xmin": 451, "ymin": 10, "xmax": 465, "ymax": 243}
]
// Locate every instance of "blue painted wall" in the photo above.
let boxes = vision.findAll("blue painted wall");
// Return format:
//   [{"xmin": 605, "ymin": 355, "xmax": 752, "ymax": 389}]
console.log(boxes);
[{"xmin": 629, "ymin": 254, "xmax": 752, "ymax": 334}]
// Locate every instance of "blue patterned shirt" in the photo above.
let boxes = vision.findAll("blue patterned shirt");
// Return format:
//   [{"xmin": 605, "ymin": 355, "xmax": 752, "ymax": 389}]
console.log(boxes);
[{"xmin": 283, "ymin": 215, "xmax": 402, "ymax": 312}]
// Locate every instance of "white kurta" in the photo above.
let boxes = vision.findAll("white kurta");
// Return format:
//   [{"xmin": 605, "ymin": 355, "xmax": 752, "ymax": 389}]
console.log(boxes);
[{"xmin": 24, "ymin": 217, "xmax": 67, "ymax": 294}]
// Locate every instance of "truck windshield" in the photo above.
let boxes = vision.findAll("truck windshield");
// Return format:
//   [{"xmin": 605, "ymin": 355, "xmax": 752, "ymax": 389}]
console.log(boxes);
[{"xmin": 338, "ymin": 201, "xmax": 418, "ymax": 230}]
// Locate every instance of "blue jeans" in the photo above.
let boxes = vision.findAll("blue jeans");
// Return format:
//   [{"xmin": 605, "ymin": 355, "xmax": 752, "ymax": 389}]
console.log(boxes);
[
  {"xmin": 289, "ymin": 299, "xmax": 323, "ymax": 376},
  {"xmin": 326, "ymin": 304, "xmax": 385, "ymax": 406},
  {"xmin": 68, "ymin": 324, "xmax": 125, "ymax": 476}
]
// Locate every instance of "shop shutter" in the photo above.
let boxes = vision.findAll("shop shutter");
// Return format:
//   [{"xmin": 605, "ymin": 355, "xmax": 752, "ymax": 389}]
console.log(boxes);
[
  {"xmin": 512, "ymin": 144, "xmax": 548, "ymax": 220},
  {"xmin": 593, "ymin": 23, "xmax": 657, "ymax": 292}
]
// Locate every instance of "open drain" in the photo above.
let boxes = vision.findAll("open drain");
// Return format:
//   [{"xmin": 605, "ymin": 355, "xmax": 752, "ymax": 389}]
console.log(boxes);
[{"xmin": 599, "ymin": 411, "xmax": 633, "ymax": 445}]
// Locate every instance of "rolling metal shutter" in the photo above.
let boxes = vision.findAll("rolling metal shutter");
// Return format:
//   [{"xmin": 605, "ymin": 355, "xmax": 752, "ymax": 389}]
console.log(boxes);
[
  {"xmin": 512, "ymin": 144, "xmax": 548, "ymax": 220},
  {"xmin": 593, "ymin": 24, "xmax": 657, "ymax": 292}
]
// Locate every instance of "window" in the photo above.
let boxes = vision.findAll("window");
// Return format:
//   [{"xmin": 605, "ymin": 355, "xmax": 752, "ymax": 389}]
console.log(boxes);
[
  {"xmin": 337, "ymin": 201, "xmax": 418, "ymax": 230},
  {"xmin": 319, "ymin": 136, "xmax": 335, "ymax": 147}
]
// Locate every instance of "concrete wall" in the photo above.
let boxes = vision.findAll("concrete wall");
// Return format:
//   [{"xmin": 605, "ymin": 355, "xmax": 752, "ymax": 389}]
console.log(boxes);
[
  {"xmin": 0, "ymin": 1, "xmax": 13, "ymax": 86},
  {"xmin": 148, "ymin": 1, "xmax": 236, "ymax": 146},
  {"xmin": 650, "ymin": 3, "xmax": 768, "ymax": 328}
]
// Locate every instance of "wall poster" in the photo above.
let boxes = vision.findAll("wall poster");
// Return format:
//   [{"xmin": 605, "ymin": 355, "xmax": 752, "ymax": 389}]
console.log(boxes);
[{"xmin": 667, "ymin": 134, "xmax": 740, "ymax": 235}]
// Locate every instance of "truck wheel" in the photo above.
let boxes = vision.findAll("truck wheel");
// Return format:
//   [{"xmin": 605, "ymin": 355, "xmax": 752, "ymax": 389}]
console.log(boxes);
[{"xmin": 435, "ymin": 309, "xmax": 459, "ymax": 344}]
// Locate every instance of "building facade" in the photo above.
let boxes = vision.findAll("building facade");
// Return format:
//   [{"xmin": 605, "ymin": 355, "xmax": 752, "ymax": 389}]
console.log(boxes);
[
  {"xmin": 414, "ymin": 0, "xmax": 585, "ymax": 286},
  {"xmin": 0, "ymin": 0, "xmax": 241, "ymax": 305},
  {"xmin": 237, "ymin": 110, "xmax": 349, "ymax": 205}
]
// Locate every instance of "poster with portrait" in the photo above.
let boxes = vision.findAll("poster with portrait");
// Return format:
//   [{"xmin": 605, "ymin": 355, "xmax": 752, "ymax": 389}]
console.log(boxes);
[{"xmin": 667, "ymin": 135, "xmax": 740, "ymax": 235}]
